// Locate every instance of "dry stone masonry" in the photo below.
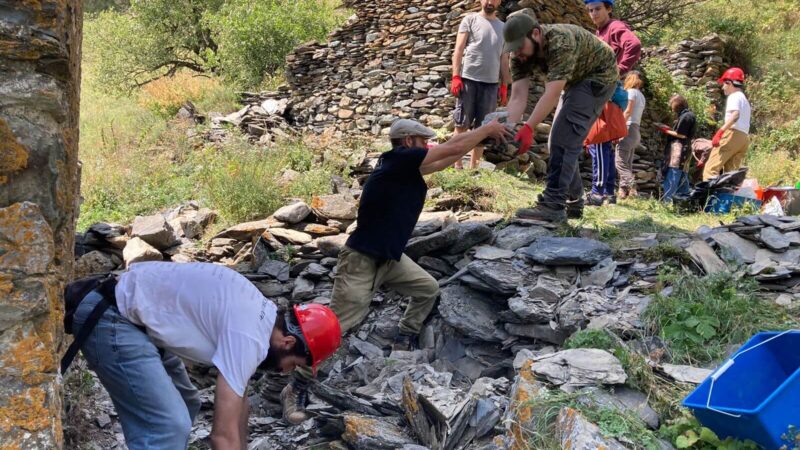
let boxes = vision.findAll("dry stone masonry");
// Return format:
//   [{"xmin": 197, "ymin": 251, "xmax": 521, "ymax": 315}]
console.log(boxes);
[{"xmin": 0, "ymin": 1, "xmax": 83, "ymax": 448}]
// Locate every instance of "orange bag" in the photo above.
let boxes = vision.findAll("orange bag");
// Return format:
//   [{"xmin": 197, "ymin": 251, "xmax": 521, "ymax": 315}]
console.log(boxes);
[{"xmin": 584, "ymin": 102, "xmax": 628, "ymax": 146}]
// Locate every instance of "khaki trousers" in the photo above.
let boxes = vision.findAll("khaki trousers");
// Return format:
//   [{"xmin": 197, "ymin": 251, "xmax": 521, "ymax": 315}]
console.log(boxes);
[
  {"xmin": 293, "ymin": 245, "xmax": 439, "ymax": 382},
  {"xmin": 703, "ymin": 129, "xmax": 749, "ymax": 181},
  {"xmin": 330, "ymin": 245, "xmax": 439, "ymax": 335}
]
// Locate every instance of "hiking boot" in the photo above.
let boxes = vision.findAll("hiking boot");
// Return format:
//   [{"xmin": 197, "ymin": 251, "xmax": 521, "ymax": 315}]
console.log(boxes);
[
  {"xmin": 617, "ymin": 187, "xmax": 629, "ymax": 200},
  {"xmin": 605, "ymin": 195, "xmax": 617, "ymax": 205},
  {"xmin": 392, "ymin": 333, "xmax": 419, "ymax": 351},
  {"xmin": 515, "ymin": 204, "xmax": 567, "ymax": 223},
  {"xmin": 566, "ymin": 199, "xmax": 584, "ymax": 219},
  {"xmin": 280, "ymin": 383, "xmax": 309, "ymax": 425},
  {"xmin": 628, "ymin": 187, "xmax": 638, "ymax": 198},
  {"xmin": 586, "ymin": 193, "xmax": 605, "ymax": 207}
]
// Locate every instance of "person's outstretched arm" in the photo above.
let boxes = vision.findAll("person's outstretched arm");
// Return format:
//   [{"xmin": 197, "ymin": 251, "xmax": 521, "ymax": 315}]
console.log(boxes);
[{"xmin": 420, "ymin": 120, "xmax": 512, "ymax": 174}]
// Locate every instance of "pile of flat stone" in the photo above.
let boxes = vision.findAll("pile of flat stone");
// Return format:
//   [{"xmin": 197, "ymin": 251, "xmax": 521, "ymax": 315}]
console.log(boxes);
[
  {"xmin": 254, "ymin": 0, "xmax": 591, "ymax": 136},
  {"xmin": 692, "ymin": 214, "xmax": 800, "ymax": 294},
  {"xmin": 650, "ymin": 34, "xmax": 728, "ymax": 107}
]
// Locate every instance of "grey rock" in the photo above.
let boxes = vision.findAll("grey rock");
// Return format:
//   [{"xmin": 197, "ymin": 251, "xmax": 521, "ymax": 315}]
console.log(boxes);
[
  {"xmin": 316, "ymin": 234, "xmax": 350, "ymax": 257},
  {"xmin": 405, "ymin": 226, "xmax": 459, "ymax": 260},
  {"xmin": 686, "ymin": 239, "xmax": 726, "ymax": 274},
  {"xmin": 580, "ymin": 257, "xmax": 617, "ymax": 287},
  {"xmin": 74, "ymin": 250, "xmax": 118, "ymax": 278},
  {"xmin": 711, "ymin": 231, "xmax": 760, "ymax": 264},
  {"xmin": 577, "ymin": 386, "xmax": 659, "ymax": 429},
  {"xmin": 342, "ymin": 414, "xmax": 414, "ymax": 449},
  {"xmin": 291, "ymin": 277, "xmax": 316, "ymax": 302},
  {"xmin": 438, "ymin": 284, "xmax": 509, "ymax": 342},
  {"xmin": 311, "ymin": 194, "xmax": 358, "ymax": 220},
  {"xmin": 661, "ymin": 364, "xmax": 712, "ymax": 384},
  {"xmin": 505, "ymin": 323, "xmax": 570, "ymax": 345},
  {"xmin": 446, "ymin": 223, "xmax": 493, "ymax": 254},
  {"xmin": 507, "ymin": 283, "xmax": 560, "ymax": 322},
  {"xmin": 557, "ymin": 407, "xmax": 628, "ymax": 450},
  {"xmin": 472, "ymin": 245, "xmax": 514, "ymax": 260},
  {"xmin": 257, "ymin": 260, "xmax": 290, "ymax": 281},
  {"xmin": 300, "ymin": 263, "xmax": 329, "ymax": 280},
  {"xmin": 492, "ymin": 224, "xmax": 551, "ymax": 250},
  {"xmin": 531, "ymin": 349, "xmax": 627, "ymax": 390},
  {"xmin": 253, "ymin": 280, "xmax": 292, "ymax": 297},
  {"xmin": 349, "ymin": 336, "xmax": 384, "ymax": 360},
  {"xmin": 269, "ymin": 227, "xmax": 313, "ymax": 245},
  {"xmin": 131, "ymin": 214, "xmax": 179, "ymax": 250},
  {"xmin": 95, "ymin": 413, "xmax": 112, "ymax": 429},
  {"xmin": 759, "ymin": 227, "xmax": 791, "ymax": 252},
  {"xmin": 413, "ymin": 211, "xmax": 457, "ymax": 237},
  {"xmin": 466, "ymin": 260, "xmax": 535, "ymax": 295},
  {"xmin": 417, "ymin": 256, "xmax": 455, "ymax": 276},
  {"xmin": 123, "ymin": 237, "xmax": 163, "ymax": 267},
  {"xmin": 272, "ymin": 201, "xmax": 312, "ymax": 224},
  {"xmin": 524, "ymin": 237, "xmax": 612, "ymax": 266}
]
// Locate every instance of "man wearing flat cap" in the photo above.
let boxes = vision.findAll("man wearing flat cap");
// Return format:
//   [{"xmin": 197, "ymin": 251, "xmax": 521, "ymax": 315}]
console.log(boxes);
[
  {"xmin": 280, "ymin": 117, "xmax": 510, "ymax": 424},
  {"xmin": 504, "ymin": 9, "xmax": 619, "ymax": 222}
]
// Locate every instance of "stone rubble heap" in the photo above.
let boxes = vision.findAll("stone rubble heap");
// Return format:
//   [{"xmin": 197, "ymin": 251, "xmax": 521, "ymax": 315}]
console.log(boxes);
[
  {"xmin": 692, "ymin": 214, "xmax": 800, "ymax": 295},
  {"xmin": 649, "ymin": 34, "xmax": 728, "ymax": 108}
]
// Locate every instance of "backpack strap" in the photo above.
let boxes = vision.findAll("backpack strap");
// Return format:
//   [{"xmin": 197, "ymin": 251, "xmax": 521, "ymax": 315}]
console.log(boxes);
[{"xmin": 60, "ymin": 276, "xmax": 118, "ymax": 375}]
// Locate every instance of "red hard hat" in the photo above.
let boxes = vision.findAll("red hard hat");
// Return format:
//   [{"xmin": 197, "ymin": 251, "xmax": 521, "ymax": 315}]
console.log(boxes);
[
  {"xmin": 719, "ymin": 67, "xmax": 745, "ymax": 84},
  {"xmin": 293, "ymin": 304, "xmax": 341, "ymax": 371}
]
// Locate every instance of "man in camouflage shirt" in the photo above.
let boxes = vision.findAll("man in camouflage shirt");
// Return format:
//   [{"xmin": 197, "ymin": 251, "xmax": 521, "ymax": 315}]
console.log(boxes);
[{"xmin": 505, "ymin": 10, "xmax": 618, "ymax": 222}]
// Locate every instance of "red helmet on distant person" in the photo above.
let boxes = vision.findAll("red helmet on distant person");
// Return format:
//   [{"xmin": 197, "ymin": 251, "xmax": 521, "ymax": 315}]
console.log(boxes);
[
  {"xmin": 719, "ymin": 67, "xmax": 745, "ymax": 84},
  {"xmin": 293, "ymin": 304, "xmax": 341, "ymax": 371}
]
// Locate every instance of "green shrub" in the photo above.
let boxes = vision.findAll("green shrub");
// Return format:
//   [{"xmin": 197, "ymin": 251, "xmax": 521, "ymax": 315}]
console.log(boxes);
[
  {"xmin": 642, "ymin": 59, "xmax": 714, "ymax": 132},
  {"xmin": 643, "ymin": 270, "xmax": 793, "ymax": 364},
  {"xmin": 426, "ymin": 169, "xmax": 539, "ymax": 216},
  {"xmin": 564, "ymin": 329, "xmax": 616, "ymax": 351},
  {"xmin": 209, "ymin": 0, "xmax": 348, "ymax": 87},
  {"xmin": 658, "ymin": 411, "xmax": 759, "ymax": 449}
]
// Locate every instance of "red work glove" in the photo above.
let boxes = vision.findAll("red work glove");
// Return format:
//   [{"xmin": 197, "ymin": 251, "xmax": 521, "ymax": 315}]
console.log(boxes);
[
  {"xmin": 515, "ymin": 123, "xmax": 534, "ymax": 155},
  {"xmin": 658, "ymin": 125, "xmax": 671, "ymax": 134},
  {"xmin": 498, "ymin": 84, "xmax": 508, "ymax": 106},
  {"xmin": 451, "ymin": 75, "xmax": 464, "ymax": 97},
  {"xmin": 712, "ymin": 129, "xmax": 725, "ymax": 147}
]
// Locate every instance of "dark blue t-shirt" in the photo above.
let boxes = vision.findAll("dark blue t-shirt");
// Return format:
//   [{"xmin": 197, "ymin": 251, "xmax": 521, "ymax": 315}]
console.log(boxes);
[{"xmin": 346, "ymin": 146, "xmax": 428, "ymax": 261}]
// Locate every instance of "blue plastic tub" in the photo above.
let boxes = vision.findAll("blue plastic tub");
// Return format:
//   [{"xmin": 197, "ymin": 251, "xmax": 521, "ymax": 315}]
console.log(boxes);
[
  {"xmin": 704, "ymin": 193, "xmax": 762, "ymax": 214},
  {"xmin": 683, "ymin": 331, "xmax": 800, "ymax": 447}
]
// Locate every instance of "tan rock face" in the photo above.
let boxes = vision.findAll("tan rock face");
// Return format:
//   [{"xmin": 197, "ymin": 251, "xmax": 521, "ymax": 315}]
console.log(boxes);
[{"xmin": 0, "ymin": 0, "xmax": 83, "ymax": 447}]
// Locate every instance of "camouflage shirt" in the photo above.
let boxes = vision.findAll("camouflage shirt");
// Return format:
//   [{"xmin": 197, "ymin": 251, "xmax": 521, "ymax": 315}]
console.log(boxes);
[{"xmin": 510, "ymin": 24, "xmax": 618, "ymax": 89}]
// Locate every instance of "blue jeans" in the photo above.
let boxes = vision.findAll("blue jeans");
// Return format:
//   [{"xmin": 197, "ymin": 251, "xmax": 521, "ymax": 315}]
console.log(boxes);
[
  {"xmin": 661, "ymin": 168, "xmax": 690, "ymax": 202},
  {"xmin": 73, "ymin": 291, "xmax": 201, "ymax": 450},
  {"xmin": 589, "ymin": 141, "xmax": 616, "ymax": 196}
]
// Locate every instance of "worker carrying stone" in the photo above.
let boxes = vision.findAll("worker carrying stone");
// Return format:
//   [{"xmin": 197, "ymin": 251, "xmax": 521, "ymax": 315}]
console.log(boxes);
[
  {"xmin": 281, "ymin": 117, "xmax": 512, "ymax": 424},
  {"xmin": 703, "ymin": 67, "xmax": 752, "ymax": 180},
  {"xmin": 451, "ymin": 0, "xmax": 512, "ymax": 169},
  {"xmin": 66, "ymin": 261, "xmax": 342, "ymax": 449},
  {"xmin": 504, "ymin": 9, "xmax": 619, "ymax": 222}
]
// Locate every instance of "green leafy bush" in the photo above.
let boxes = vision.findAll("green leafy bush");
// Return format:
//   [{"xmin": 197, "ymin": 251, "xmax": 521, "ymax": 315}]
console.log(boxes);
[
  {"xmin": 642, "ymin": 59, "xmax": 714, "ymax": 132},
  {"xmin": 659, "ymin": 412, "xmax": 759, "ymax": 449},
  {"xmin": 643, "ymin": 270, "xmax": 792, "ymax": 364},
  {"xmin": 210, "ymin": 0, "xmax": 347, "ymax": 87}
]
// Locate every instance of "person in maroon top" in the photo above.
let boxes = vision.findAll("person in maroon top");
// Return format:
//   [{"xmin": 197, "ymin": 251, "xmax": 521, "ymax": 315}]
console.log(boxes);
[
  {"xmin": 585, "ymin": 0, "xmax": 642, "ymax": 206},
  {"xmin": 586, "ymin": 0, "xmax": 641, "ymax": 77}
]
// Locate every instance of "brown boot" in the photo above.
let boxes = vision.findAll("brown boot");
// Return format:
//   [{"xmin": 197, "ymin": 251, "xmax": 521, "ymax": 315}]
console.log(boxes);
[
  {"xmin": 280, "ymin": 383, "xmax": 309, "ymax": 425},
  {"xmin": 628, "ymin": 186, "xmax": 638, "ymax": 198},
  {"xmin": 617, "ymin": 187, "xmax": 628, "ymax": 200}
]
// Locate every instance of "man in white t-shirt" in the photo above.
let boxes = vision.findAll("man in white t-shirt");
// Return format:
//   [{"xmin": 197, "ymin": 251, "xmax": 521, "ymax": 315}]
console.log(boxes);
[
  {"xmin": 703, "ymin": 67, "xmax": 752, "ymax": 180},
  {"xmin": 451, "ymin": 0, "xmax": 511, "ymax": 169},
  {"xmin": 70, "ymin": 262, "xmax": 341, "ymax": 450}
]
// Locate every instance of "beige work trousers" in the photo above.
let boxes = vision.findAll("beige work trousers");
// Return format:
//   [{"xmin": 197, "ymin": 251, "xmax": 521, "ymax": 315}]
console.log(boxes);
[{"xmin": 703, "ymin": 129, "xmax": 749, "ymax": 180}]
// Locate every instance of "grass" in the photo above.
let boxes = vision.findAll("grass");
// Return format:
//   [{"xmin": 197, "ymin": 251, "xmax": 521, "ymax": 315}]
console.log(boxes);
[
  {"xmin": 643, "ymin": 270, "xmax": 798, "ymax": 365},
  {"xmin": 426, "ymin": 168, "xmax": 541, "ymax": 216}
]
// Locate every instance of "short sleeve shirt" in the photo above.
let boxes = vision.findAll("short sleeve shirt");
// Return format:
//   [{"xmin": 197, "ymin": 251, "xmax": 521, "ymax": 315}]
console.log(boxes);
[
  {"xmin": 510, "ymin": 24, "xmax": 619, "ymax": 89},
  {"xmin": 116, "ymin": 262, "xmax": 276, "ymax": 397},
  {"xmin": 346, "ymin": 147, "xmax": 428, "ymax": 261},
  {"xmin": 458, "ymin": 14, "xmax": 505, "ymax": 84},
  {"xmin": 725, "ymin": 91, "xmax": 751, "ymax": 134},
  {"xmin": 626, "ymin": 88, "xmax": 646, "ymax": 125}
]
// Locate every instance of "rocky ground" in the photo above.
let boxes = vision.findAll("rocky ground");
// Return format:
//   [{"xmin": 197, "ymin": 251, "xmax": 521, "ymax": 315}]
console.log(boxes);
[{"xmin": 65, "ymin": 149, "xmax": 800, "ymax": 449}]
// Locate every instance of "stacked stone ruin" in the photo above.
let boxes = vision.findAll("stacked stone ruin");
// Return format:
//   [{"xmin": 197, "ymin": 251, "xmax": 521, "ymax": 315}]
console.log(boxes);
[{"xmin": 234, "ymin": 2, "xmax": 729, "ymax": 196}]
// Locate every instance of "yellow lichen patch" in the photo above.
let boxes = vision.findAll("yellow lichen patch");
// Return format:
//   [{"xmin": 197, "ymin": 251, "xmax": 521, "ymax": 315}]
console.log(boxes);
[
  {"xmin": 0, "ymin": 388, "xmax": 50, "ymax": 433},
  {"xmin": 0, "ymin": 330, "xmax": 55, "ymax": 385},
  {"xmin": 343, "ymin": 414, "xmax": 378, "ymax": 442},
  {"xmin": 0, "ymin": 273, "xmax": 12, "ymax": 297},
  {"xmin": 0, "ymin": 439, "xmax": 22, "ymax": 450},
  {"xmin": 0, "ymin": 119, "xmax": 29, "ymax": 185}
]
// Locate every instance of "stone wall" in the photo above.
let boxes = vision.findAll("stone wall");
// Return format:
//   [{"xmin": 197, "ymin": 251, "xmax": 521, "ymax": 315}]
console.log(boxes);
[
  {"xmin": 262, "ymin": 0, "xmax": 591, "ymax": 135},
  {"xmin": 0, "ymin": 1, "xmax": 83, "ymax": 448}
]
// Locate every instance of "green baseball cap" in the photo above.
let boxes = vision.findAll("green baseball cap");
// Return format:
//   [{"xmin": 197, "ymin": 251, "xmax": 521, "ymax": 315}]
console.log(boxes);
[{"xmin": 503, "ymin": 9, "xmax": 539, "ymax": 54}]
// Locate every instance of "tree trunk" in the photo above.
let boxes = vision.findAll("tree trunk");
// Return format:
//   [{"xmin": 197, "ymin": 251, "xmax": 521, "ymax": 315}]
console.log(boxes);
[{"xmin": 0, "ymin": 1, "xmax": 82, "ymax": 448}]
